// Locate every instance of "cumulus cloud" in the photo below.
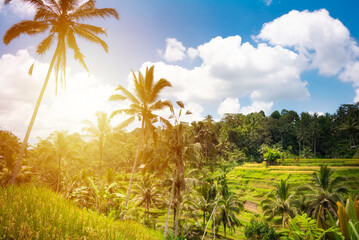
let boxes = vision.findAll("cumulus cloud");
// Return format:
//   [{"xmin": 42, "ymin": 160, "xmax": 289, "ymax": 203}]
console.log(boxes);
[
  {"xmin": 187, "ymin": 47, "xmax": 199, "ymax": 59},
  {"xmin": 160, "ymin": 38, "xmax": 187, "ymax": 62},
  {"xmin": 240, "ymin": 101, "xmax": 273, "ymax": 115},
  {"xmin": 257, "ymin": 9, "xmax": 359, "ymax": 76},
  {"xmin": 0, "ymin": 49, "xmax": 128, "ymax": 144},
  {"xmin": 140, "ymin": 35, "xmax": 309, "ymax": 107},
  {"xmin": 0, "ymin": 0, "xmax": 35, "ymax": 17},
  {"xmin": 217, "ymin": 97, "xmax": 240, "ymax": 116},
  {"xmin": 257, "ymin": 9, "xmax": 359, "ymax": 101}
]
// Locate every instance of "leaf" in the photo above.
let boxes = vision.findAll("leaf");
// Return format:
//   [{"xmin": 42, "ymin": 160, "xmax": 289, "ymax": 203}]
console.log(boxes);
[
  {"xmin": 348, "ymin": 220, "xmax": 359, "ymax": 240},
  {"xmin": 28, "ymin": 62, "xmax": 34, "ymax": 76},
  {"xmin": 337, "ymin": 201, "xmax": 350, "ymax": 240},
  {"xmin": 176, "ymin": 101, "xmax": 184, "ymax": 108}
]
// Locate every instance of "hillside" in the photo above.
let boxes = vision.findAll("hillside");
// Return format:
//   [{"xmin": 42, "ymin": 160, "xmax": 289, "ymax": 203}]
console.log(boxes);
[{"xmin": 0, "ymin": 185, "xmax": 164, "ymax": 240}]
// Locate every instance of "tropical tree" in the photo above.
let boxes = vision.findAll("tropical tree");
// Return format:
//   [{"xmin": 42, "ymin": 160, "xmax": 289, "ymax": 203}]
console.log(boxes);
[
  {"xmin": 82, "ymin": 111, "xmax": 112, "ymax": 178},
  {"xmin": 110, "ymin": 65, "xmax": 172, "ymax": 216},
  {"xmin": 133, "ymin": 173, "xmax": 163, "ymax": 224},
  {"xmin": 339, "ymin": 118, "xmax": 359, "ymax": 148},
  {"xmin": 261, "ymin": 177, "xmax": 297, "ymax": 227},
  {"xmin": 215, "ymin": 194, "xmax": 242, "ymax": 238},
  {"xmin": 159, "ymin": 101, "xmax": 192, "ymax": 237},
  {"xmin": 300, "ymin": 165, "xmax": 348, "ymax": 219},
  {"xmin": 3, "ymin": 0, "xmax": 119, "ymax": 185},
  {"xmin": 48, "ymin": 130, "xmax": 74, "ymax": 192}
]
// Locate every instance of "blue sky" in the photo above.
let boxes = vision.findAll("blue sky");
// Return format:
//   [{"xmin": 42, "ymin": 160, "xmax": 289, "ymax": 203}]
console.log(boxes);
[{"xmin": 0, "ymin": 0, "xmax": 359, "ymax": 142}]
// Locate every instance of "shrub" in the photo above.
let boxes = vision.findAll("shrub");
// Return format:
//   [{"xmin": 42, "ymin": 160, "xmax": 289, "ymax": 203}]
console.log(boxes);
[{"xmin": 244, "ymin": 219, "xmax": 279, "ymax": 240}]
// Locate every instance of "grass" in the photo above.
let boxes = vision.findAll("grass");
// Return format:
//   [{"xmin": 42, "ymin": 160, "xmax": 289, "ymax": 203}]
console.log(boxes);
[{"xmin": 0, "ymin": 185, "xmax": 164, "ymax": 240}]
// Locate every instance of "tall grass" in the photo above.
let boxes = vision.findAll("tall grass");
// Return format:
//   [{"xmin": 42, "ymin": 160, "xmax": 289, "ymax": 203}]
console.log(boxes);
[{"xmin": 0, "ymin": 185, "xmax": 164, "ymax": 240}]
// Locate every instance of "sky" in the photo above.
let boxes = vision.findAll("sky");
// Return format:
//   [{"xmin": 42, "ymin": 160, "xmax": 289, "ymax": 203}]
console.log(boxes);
[{"xmin": 0, "ymin": 0, "xmax": 359, "ymax": 144}]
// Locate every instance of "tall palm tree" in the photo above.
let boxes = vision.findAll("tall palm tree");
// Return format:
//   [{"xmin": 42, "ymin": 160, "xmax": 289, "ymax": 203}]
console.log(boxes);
[
  {"xmin": 261, "ymin": 177, "xmax": 297, "ymax": 227},
  {"xmin": 160, "ymin": 101, "xmax": 191, "ymax": 237},
  {"xmin": 133, "ymin": 173, "xmax": 163, "ymax": 224},
  {"xmin": 82, "ymin": 111, "xmax": 112, "ymax": 178},
  {"xmin": 3, "ymin": 0, "xmax": 119, "ymax": 185},
  {"xmin": 300, "ymin": 165, "xmax": 347, "ymax": 219},
  {"xmin": 110, "ymin": 65, "xmax": 172, "ymax": 216}
]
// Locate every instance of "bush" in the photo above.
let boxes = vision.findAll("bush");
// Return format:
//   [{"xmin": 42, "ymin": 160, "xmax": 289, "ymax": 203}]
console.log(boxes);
[{"xmin": 244, "ymin": 219, "xmax": 279, "ymax": 240}]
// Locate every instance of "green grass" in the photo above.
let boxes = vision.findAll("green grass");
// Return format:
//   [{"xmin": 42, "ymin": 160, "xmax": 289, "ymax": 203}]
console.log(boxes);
[{"xmin": 0, "ymin": 185, "xmax": 164, "ymax": 240}]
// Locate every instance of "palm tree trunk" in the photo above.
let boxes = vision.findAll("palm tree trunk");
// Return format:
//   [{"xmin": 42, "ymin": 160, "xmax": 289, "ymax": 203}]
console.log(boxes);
[
  {"xmin": 122, "ymin": 121, "xmax": 144, "ymax": 219},
  {"xmin": 175, "ymin": 191, "xmax": 180, "ymax": 237},
  {"xmin": 202, "ymin": 200, "xmax": 218, "ymax": 240},
  {"xmin": 164, "ymin": 168, "xmax": 176, "ymax": 237},
  {"xmin": 10, "ymin": 44, "xmax": 60, "ymax": 185},
  {"xmin": 203, "ymin": 211, "xmax": 206, "ymax": 230},
  {"xmin": 56, "ymin": 155, "xmax": 61, "ymax": 192},
  {"xmin": 282, "ymin": 212, "xmax": 285, "ymax": 228}
]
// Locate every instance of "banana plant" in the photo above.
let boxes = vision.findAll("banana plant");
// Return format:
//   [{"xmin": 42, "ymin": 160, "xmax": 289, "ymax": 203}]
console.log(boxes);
[{"xmin": 336, "ymin": 195, "xmax": 359, "ymax": 240}]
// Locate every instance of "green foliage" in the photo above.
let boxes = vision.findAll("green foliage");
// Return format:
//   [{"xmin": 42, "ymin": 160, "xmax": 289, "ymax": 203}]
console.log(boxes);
[
  {"xmin": 263, "ymin": 148, "xmax": 283, "ymax": 165},
  {"xmin": 281, "ymin": 213, "xmax": 343, "ymax": 240},
  {"xmin": 335, "ymin": 195, "xmax": 359, "ymax": 240},
  {"xmin": 0, "ymin": 185, "xmax": 163, "ymax": 240},
  {"xmin": 244, "ymin": 219, "xmax": 279, "ymax": 240}
]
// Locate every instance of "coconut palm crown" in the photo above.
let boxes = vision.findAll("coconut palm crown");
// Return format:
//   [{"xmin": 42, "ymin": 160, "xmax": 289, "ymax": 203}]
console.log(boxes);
[
  {"xmin": 3, "ymin": 0, "xmax": 118, "ymax": 185},
  {"xmin": 110, "ymin": 65, "xmax": 172, "ymax": 214}
]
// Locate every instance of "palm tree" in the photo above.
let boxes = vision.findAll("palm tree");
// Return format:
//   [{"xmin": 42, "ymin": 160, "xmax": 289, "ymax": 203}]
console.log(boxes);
[
  {"xmin": 48, "ymin": 130, "xmax": 73, "ymax": 192},
  {"xmin": 261, "ymin": 177, "xmax": 297, "ymax": 227},
  {"xmin": 215, "ymin": 194, "xmax": 242, "ymax": 238},
  {"xmin": 110, "ymin": 65, "xmax": 172, "ymax": 216},
  {"xmin": 339, "ymin": 118, "xmax": 359, "ymax": 147},
  {"xmin": 300, "ymin": 165, "xmax": 347, "ymax": 219},
  {"xmin": 159, "ymin": 101, "xmax": 192, "ymax": 237},
  {"xmin": 82, "ymin": 111, "xmax": 112, "ymax": 178},
  {"xmin": 133, "ymin": 173, "xmax": 163, "ymax": 224},
  {"xmin": 3, "ymin": 0, "xmax": 119, "ymax": 185}
]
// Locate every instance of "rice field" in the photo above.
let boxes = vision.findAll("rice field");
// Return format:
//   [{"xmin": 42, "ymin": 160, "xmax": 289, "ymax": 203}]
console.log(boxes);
[
  {"xmin": 226, "ymin": 159, "xmax": 359, "ymax": 237},
  {"xmin": 0, "ymin": 185, "xmax": 164, "ymax": 240}
]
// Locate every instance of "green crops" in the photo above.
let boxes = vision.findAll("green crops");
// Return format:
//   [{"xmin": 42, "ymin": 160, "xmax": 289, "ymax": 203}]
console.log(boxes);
[{"xmin": 0, "ymin": 185, "xmax": 163, "ymax": 240}]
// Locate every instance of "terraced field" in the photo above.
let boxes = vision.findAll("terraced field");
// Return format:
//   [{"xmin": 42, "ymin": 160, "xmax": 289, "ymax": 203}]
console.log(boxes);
[{"xmin": 224, "ymin": 159, "xmax": 359, "ymax": 239}]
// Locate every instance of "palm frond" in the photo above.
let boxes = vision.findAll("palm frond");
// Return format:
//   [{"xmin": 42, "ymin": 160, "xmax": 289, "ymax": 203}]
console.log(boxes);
[
  {"xmin": 108, "ymin": 94, "xmax": 126, "ymax": 101},
  {"xmin": 34, "ymin": 7, "xmax": 58, "ymax": 21},
  {"xmin": 3, "ymin": 20, "xmax": 49, "ymax": 45},
  {"xmin": 72, "ymin": 26, "xmax": 108, "ymax": 52},
  {"xmin": 117, "ymin": 116, "xmax": 135, "ymax": 129},
  {"xmin": 70, "ymin": 7, "xmax": 119, "ymax": 21},
  {"xmin": 66, "ymin": 28, "xmax": 89, "ymax": 73},
  {"xmin": 149, "ymin": 78, "xmax": 172, "ymax": 103},
  {"xmin": 145, "ymin": 66, "xmax": 154, "ymax": 93},
  {"xmin": 75, "ymin": 23, "xmax": 107, "ymax": 35},
  {"xmin": 114, "ymin": 84, "xmax": 140, "ymax": 105},
  {"xmin": 37, "ymin": 33, "xmax": 55, "ymax": 56}
]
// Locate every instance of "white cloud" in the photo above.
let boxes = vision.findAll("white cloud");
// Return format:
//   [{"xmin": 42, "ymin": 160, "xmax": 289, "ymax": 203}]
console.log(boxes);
[
  {"xmin": 217, "ymin": 97, "xmax": 240, "ymax": 116},
  {"xmin": 141, "ymin": 35, "xmax": 309, "ymax": 105},
  {"xmin": 160, "ymin": 38, "xmax": 187, "ymax": 62},
  {"xmin": 257, "ymin": 9, "xmax": 359, "ymax": 76},
  {"xmin": 187, "ymin": 47, "xmax": 199, "ymax": 59},
  {"xmin": 0, "ymin": 0, "xmax": 35, "ymax": 17},
  {"xmin": 240, "ymin": 101, "xmax": 273, "ymax": 115},
  {"xmin": 308, "ymin": 111, "xmax": 325, "ymax": 116},
  {"xmin": 0, "ymin": 49, "xmax": 128, "ymax": 144}
]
